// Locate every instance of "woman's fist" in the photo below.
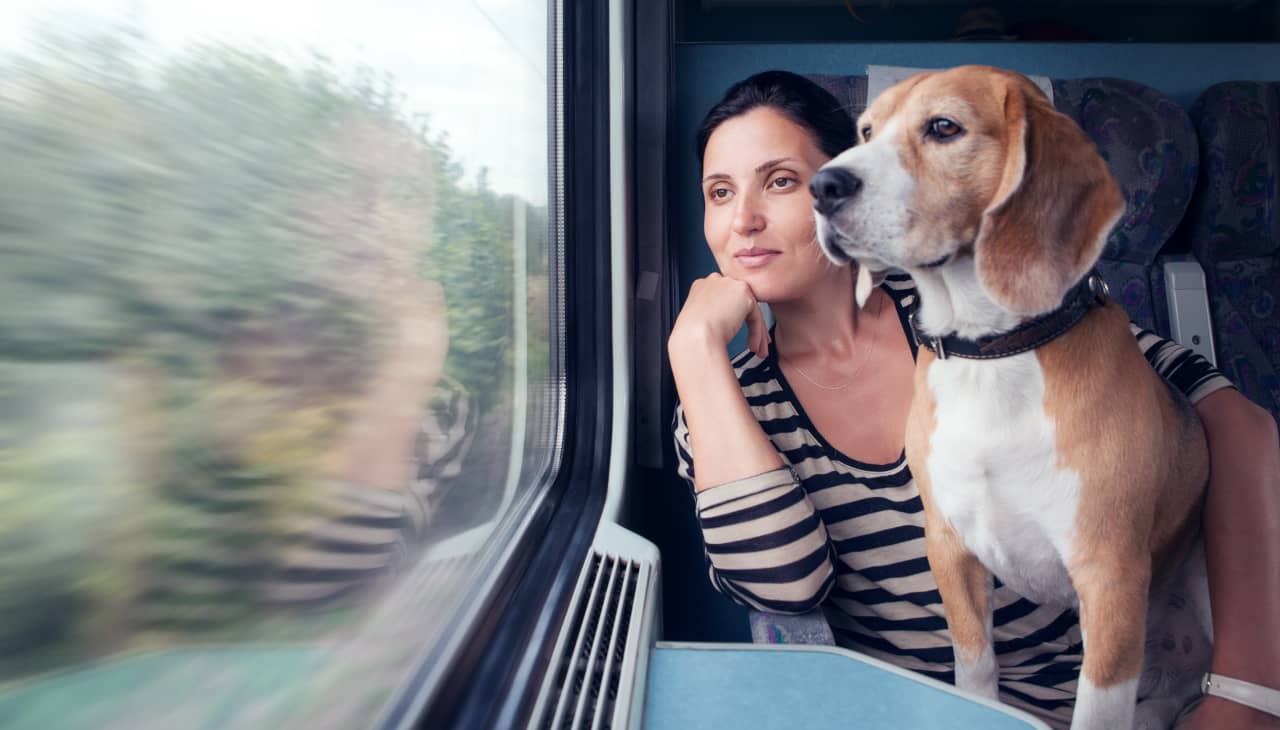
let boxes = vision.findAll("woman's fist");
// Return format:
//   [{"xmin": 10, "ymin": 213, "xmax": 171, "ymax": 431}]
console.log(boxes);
[{"xmin": 669, "ymin": 273, "xmax": 770, "ymax": 359}]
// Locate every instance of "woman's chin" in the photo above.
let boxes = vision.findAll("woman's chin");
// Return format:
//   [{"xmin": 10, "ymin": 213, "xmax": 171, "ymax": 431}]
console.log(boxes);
[
  {"xmin": 732, "ymin": 266, "xmax": 834, "ymax": 304},
  {"xmin": 736, "ymin": 278, "xmax": 791, "ymax": 305}
]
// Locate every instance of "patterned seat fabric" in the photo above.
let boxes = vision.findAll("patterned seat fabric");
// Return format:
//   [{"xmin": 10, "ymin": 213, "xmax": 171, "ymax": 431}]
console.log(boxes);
[
  {"xmin": 806, "ymin": 73, "xmax": 1199, "ymax": 334},
  {"xmin": 749, "ymin": 608, "xmax": 836, "ymax": 646},
  {"xmin": 1052, "ymin": 79, "xmax": 1200, "ymax": 335},
  {"xmin": 807, "ymin": 73, "xmax": 870, "ymax": 120},
  {"xmin": 1185, "ymin": 82, "xmax": 1280, "ymax": 418}
]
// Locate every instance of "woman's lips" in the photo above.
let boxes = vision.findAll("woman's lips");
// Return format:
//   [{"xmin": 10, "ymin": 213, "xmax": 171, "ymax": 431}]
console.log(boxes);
[{"xmin": 735, "ymin": 248, "xmax": 781, "ymax": 268}]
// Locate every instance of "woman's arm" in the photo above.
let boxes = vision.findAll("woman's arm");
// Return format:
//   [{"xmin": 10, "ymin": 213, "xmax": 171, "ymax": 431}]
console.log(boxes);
[
  {"xmin": 674, "ymin": 430, "xmax": 836, "ymax": 614},
  {"xmin": 1188, "ymin": 389, "xmax": 1280, "ymax": 730},
  {"xmin": 670, "ymin": 274, "xmax": 834, "ymax": 613},
  {"xmin": 669, "ymin": 273, "xmax": 781, "ymax": 489},
  {"xmin": 1127, "ymin": 326, "xmax": 1280, "ymax": 727}
]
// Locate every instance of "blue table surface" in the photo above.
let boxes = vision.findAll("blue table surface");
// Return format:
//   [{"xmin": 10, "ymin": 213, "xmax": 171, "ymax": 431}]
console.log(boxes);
[{"xmin": 644, "ymin": 643, "xmax": 1046, "ymax": 730}]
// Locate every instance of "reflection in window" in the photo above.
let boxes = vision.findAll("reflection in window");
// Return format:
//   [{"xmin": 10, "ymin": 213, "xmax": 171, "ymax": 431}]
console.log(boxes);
[{"xmin": 0, "ymin": 2, "xmax": 560, "ymax": 727}]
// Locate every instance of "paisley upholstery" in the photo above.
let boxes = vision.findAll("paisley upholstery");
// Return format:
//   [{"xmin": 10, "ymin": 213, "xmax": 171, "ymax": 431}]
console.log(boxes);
[{"xmin": 1184, "ymin": 82, "xmax": 1280, "ymax": 417}]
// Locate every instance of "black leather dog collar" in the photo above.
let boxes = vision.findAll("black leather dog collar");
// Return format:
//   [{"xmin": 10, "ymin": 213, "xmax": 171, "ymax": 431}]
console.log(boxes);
[{"xmin": 911, "ymin": 272, "xmax": 1111, "ymax": 361}]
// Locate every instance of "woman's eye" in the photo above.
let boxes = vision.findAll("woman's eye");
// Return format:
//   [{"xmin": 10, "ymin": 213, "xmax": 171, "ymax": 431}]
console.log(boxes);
[
  {"xmin": 769, "ymin": 176, "xmax": 796, "ymax": 190},
  {"xmin": 709, "ymin": 187, "xmax": 732, "ymax": 201},
  {"xmin": 860, "ymin": 125, "xmax": 872, "ymax": 142},
  {"xmin": 926, "ymin": 117, "xmax": 963, "ymax": 140}
]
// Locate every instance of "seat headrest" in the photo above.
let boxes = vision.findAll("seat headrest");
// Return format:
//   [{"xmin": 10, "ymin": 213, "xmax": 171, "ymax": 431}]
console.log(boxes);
[
  {"xmin": 1052, "ymin": 78, "xmax": 1199, "ymax": 265},
  {"xmin": 805, "ymin": 74, "xmax": 868, "ymax": 121},
  {"xmin": 1187, "ymin": 81, "xmax": 1280, "ymax": 260}
]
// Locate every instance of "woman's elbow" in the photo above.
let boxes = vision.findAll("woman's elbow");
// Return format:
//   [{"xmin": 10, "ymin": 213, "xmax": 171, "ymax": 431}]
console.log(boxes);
[
  {"xmin": 769, "ymin": 568, "xmax": 835, "ymax": 615},
  {"xmin": 712, "ymin": 559, "xmax": 835, "ymax": 614},
  {"xmin": 1199, "ymin": 389, "xmax": 1278, "ymax": 444},
  {"xmin": 1198, "ymin": 391, "xmax": 1280, "ymax": 510}
]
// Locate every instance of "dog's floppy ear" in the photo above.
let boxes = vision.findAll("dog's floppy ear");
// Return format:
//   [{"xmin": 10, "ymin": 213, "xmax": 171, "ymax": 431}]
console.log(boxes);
[{"xmin": 974, "ymin": 76, "xmax": 1125, "ymax": 316}]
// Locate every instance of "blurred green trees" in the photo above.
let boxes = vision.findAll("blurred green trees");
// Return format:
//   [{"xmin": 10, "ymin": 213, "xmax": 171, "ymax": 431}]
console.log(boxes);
[{"xmin": 0, "ymin": 22, "xmax": 541, "ymax": 680}]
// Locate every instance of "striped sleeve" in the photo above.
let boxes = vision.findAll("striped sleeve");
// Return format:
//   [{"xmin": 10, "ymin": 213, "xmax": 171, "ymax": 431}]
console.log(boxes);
[
  {"xmin": 695, "ymin": 466, "xmax": 836, "ymax": 614},
  {"xmin": 672, "ymin": 403, "xmax": 696, "ymax": 486},
  {"xmin": 673, "ymin": 405, "xmax": 835, "ymax": 613},
  {"xmin": 1130, "ymin": 325, "xmax": 1235, "ymax": 405}
]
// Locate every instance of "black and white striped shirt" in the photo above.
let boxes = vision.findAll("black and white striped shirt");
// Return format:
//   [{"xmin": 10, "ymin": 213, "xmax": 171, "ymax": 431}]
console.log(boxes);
[{"xmin": 673, "ymin": 275, "xmax": 1233, "ymax": 727}]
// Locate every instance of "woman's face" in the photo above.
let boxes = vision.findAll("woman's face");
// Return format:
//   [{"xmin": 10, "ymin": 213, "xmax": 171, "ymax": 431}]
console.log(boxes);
[{"xmin": 701, "ymin": 106, "xmax": 840, "ymax": 302}]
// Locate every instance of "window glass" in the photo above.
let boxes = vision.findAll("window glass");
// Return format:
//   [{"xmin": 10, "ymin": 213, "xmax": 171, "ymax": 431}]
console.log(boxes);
[{"xmin": 0, "ymin": 1, "xmax": 561, "ymax": 727}]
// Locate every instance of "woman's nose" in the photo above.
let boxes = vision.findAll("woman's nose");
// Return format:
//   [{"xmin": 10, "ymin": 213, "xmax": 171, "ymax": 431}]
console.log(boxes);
[{"xmin": 731, "ymin": 194, "xmax": 765, "ymax": 235}]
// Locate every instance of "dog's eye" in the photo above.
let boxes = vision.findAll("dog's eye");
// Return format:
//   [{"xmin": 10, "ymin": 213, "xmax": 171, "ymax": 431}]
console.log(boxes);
[
  {"xmin": 860, "ymin": 125, "xmax": 872, "ymax": 142},
  {"xmin": 926, "ymin": 117, "xmax": 964, "ymax": 141}
]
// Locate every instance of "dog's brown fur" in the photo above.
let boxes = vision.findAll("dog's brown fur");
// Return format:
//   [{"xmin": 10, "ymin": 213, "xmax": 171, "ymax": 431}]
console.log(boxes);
[{"xmin": 856, "ymin": 66, "xmax": 1209, "ymax": 709}]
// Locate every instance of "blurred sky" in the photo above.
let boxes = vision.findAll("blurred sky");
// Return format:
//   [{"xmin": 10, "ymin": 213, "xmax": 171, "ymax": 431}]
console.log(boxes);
[{"xmin": 0, "ymin": 0, "xmax": 549, "ymax": 204}]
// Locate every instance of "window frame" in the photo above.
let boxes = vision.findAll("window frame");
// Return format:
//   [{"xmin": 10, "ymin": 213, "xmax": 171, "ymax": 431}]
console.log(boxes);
[{"xmin": 385, "ymin": 0, "xmax": 614, "ymax": 726}]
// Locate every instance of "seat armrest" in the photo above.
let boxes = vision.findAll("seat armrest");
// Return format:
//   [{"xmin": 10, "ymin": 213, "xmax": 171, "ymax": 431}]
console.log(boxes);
[{"xmin": 1160, "ymin": 257, "xmax": 1218, "ymax": 366}]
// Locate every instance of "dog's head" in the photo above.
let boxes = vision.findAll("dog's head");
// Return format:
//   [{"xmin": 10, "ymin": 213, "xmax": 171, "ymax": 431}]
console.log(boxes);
[{"xmin": 813, "ymin": 65, "xmax": 1124, "ymax": 317}]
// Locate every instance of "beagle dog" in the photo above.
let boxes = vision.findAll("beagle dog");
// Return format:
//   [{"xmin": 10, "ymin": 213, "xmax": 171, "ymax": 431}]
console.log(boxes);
[{"xmin": 811, "ymin": 66, "xmax": 1211, "ymax": 729}]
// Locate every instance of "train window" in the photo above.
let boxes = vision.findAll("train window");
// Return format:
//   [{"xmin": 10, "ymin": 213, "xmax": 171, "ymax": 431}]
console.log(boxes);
[{"xmin": 0, "ymin": 1, "xmax": 562, "ymax": 727}]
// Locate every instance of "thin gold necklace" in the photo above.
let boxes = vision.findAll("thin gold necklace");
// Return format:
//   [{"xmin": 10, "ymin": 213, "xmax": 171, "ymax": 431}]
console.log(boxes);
[{"xmin": 781, "ymin": 293, "xmax": 882, "ymax": 391}]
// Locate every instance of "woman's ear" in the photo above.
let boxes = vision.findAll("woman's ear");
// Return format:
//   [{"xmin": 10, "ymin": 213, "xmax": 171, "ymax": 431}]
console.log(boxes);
[{"xmin": 974, "ymin": 77, "xmax": 1125, "ymax": 317}]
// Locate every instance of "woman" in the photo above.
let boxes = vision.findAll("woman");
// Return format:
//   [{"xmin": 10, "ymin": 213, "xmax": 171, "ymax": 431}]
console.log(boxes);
[{"xmin": 669, "ymin": 70, "xmax": 1280, "ymax": 729}]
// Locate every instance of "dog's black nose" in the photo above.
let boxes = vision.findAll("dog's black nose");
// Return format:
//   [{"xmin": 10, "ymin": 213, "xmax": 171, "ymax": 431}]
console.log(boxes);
[{"xmin": 809, "ymin": 168, "xmax": 862, "ymax": 216}]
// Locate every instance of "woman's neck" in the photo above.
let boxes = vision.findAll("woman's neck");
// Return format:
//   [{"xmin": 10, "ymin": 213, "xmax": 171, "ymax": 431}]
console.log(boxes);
[{"xmin": 771, "ymin": 266, "xmax": 877, "ymax": 359}]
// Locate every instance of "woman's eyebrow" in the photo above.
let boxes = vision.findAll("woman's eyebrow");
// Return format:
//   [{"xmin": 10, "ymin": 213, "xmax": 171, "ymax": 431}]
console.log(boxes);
[
  {"xmin": 755, "ymin": 157, "xmax": 798, "ymax": 174},
  {"xmin": 701, "ymin": 157, "xmax": 799, "ymax": 184}
]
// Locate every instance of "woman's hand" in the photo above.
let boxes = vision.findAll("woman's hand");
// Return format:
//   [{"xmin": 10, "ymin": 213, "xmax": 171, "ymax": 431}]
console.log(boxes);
[{"xmin": 668, "ymin": 273, "xmax": 770, "ymax": 360}]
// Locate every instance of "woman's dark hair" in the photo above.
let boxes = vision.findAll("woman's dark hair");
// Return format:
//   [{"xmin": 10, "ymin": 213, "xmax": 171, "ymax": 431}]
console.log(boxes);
[{"xmin": 695, "ymin": 70, "xmax": 855, "ymax": 166}]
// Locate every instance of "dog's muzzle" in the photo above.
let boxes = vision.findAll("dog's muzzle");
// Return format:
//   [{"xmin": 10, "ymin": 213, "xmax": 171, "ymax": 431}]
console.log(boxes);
[{"xmin": 810, "ymin": 168, "xmax": 862, "ymax": 217}]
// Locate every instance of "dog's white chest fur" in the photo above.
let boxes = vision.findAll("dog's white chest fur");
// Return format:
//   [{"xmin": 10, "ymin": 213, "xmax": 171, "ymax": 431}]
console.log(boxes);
[{"xmin": 926, "ymin": 352, "xmax": 1080, "ymax": 608}]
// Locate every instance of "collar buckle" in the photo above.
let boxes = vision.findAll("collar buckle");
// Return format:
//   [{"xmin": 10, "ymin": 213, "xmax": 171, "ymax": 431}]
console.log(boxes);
[
  {"xmin": 1087, "ymin": 271, "xmax": 1110, "ymax": 304},
  {"xmin": 909, "ymin": 309, "xmax": 947, "ymax": 360}
]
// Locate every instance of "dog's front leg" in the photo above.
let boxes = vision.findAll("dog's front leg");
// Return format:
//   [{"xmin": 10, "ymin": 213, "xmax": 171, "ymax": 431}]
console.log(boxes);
[
  {"xmin": 1070, "ymin": 560, "xmax": 1149, "ymax": 730},
  {"xmin": 925, "ymin": 511, "xmax": 998, "ymax": 700}
]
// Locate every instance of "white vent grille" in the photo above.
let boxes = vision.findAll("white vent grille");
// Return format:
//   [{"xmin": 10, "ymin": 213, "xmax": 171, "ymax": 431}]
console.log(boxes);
[{"xmin": 530, "ymin": 523, "xmax": 659, "ymax": 730}]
